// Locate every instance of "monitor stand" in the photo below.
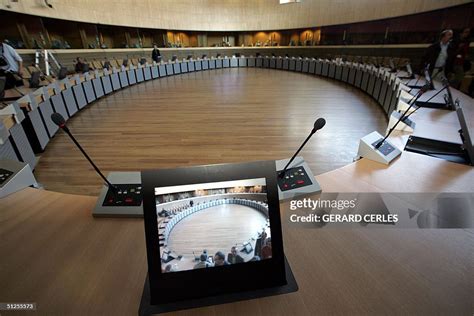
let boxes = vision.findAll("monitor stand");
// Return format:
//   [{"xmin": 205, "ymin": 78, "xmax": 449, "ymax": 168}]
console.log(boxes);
[{"xmin": 138, "ymin": 255, "xmax": 298, "ymax": 316}]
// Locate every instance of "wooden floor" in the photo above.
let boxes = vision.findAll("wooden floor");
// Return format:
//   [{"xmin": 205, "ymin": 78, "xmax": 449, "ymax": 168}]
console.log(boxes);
[
  {"xmin": 34, "ymin": 68, "xmax": 387, "ymax": 196},
  {"xmin": 166, "ymin": 204, "xmax": 268, "ymax": 272}
]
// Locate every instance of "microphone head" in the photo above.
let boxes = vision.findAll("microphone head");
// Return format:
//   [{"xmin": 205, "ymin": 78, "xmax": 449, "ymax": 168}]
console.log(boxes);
[
  {"xmin": 312, "ymin": 118, "xmax": 326, "ymax": 133},
  {"xmin": 51, "ymin": 112, "xmax": 66, "ymax": 128}
]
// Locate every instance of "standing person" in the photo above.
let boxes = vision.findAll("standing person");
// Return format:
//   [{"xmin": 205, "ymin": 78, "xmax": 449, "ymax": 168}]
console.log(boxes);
[
  {"xmin": 227, "ymin": 246, "xmax": 244, "ymax": 264},
  {"xmin": 422, "ymin": 29, "xmax": 455, "ymax": 81},
  {"xmin": 451, "ymin": 28, "xmax": 471, "ymax": 89},
  {"xmin": 151, "ymin": 44, "xmax": 161, "ymax": 63},
  {"xmin": 0, "ymin": 40, "xmax": 24, "ymax": 89}
]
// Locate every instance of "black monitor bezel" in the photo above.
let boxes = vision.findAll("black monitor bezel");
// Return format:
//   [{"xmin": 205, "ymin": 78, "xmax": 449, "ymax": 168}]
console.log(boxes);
[{"xmin": 141, "ymin": 160, "xmax": 287, "ymax": 305}]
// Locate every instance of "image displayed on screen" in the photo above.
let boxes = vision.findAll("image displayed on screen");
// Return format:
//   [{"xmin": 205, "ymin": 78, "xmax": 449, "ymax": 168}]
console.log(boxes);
[{"xmin": 155, "ymin": 178, "xmax": 272, "ymax": 273}]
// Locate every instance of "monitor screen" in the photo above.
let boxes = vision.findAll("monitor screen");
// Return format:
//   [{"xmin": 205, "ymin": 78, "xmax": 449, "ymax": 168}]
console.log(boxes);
[
  {"xmin": 155, "ymin": 178, "xmax": 272, "ymax": 273},
  {"xmin": 141, "ymin": 160, "xmax": 287, "ymax": 305}
]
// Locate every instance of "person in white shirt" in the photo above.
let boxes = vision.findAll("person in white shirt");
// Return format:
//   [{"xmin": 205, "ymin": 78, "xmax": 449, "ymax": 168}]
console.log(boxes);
[{"xmin": 0, "ymin": 41, "xmax": 24, "ymax": 89}]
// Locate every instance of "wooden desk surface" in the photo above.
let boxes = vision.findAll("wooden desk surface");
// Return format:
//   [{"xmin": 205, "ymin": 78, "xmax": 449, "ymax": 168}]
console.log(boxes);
[
  {"xmin": 1, "ymin": 62, "xmax": 473, "ymax": 315},
  {"xmin": 1, "ymin": 150, "xmax": 473, "ymax": 315}
]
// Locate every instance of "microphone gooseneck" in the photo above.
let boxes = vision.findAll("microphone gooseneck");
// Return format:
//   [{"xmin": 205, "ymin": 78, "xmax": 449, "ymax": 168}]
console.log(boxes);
[
  {"xmin": 279, "ymin": 118, "xmax": 326, "ymax": 178},
  {"xmin": 50, "ymin": 113, "xmax": 118, "ymax": 192},
  {"xmin": 374, "ymin": 85, "xmax": 429, "ymax": 149}
]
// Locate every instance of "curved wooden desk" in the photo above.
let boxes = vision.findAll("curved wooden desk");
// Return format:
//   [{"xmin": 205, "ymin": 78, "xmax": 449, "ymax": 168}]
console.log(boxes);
[{"xmin": 1, "ymin": 56, "xmax": 473, "ymax": 315}]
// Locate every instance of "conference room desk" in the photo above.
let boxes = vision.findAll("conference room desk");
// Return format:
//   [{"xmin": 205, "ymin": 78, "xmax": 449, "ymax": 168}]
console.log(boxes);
[{"xmin": 1, "ymin": 146, "xmax": 472, "ymax": 315}]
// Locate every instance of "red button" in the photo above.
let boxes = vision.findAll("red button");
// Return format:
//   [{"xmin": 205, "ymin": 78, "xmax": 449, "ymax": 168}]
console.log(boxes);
[
  {"xmin": 108, "ymin": 199, "xmax": 114, "ymax": 203},
  {"xmin": 125, "ymin": 197, "xmax": 133, "ymax": 203},
  {"xmin": 297, "ymin": 180, "xmax": 305, "ymax": 184},
  {"xmin": 284, "ymin": 184, "xmax": 288, "ymax": 188}
]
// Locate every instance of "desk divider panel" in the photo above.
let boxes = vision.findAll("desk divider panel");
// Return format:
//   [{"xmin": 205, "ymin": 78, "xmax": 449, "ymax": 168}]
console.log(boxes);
[
  {"xmin": 270, "ymin": 58, "xmax": 276, "ymax": 69},
  {"xmin": 82, "ymin": 80, "xmax": 97, "ymax": 103},
  {"xmin": 283, "ymin": 59, "xmax": 289, "ymax": 70},
  {"xmin": 110, "ymin": 73, "xmax": 121, "ymax": 90},
  {"xmin": 22, "ymin": 108, "xmax": 48, "ymax": 152},
  {"xmin": 181, "ymin": 62, "xmax": 189, "ymax": 73},
  {"xmin": 348, "ymin": 67, "xmax": 357, "ymax": 85},
  {"xmin": 119, "ymin": 71, "xmax": 129, "ymax": 88},
  {"xmin": 335, "ymin": 64, "xmax": 343, "ymax": 80},
  {"xmin": 151, "ymin": 65, "xmax": 159, "ymax": 78},
  {"xmin": 127, "ymin": 69, "xmax": 137, "ymax": 85},
  {"xmin": 367, "ymin": 73, "xmax": 376, "ymax": 95},
  {"xmin": 194, "ymin": 60, "xmax": 202, "ymax": 71},
  {"xmin": 0, "ymin": 138, "xmax": 18, "ymax": 161},
  {"xmin": 238, "ymin": 57, "xmax": 247, "ymax": 67},
  {"xmin": 387, "ymin": 88, "xmax": 400, "ymax": 114},
  {"xmin": 372, "ymin": 76, "xmax": 383, "ymax": 100},
  {"xmin": 158, "ymin": 65, "xmax": 167, "ymax": 76},
  {"xmin": 215, "ymin": 59, "xmax": 223, "ymax": 68},
  {"xmin": 328, "ymin": 63, "xmax": 336, "ymax": 78},
  {"xmin": 165, "ymin": 64, "xmax": 174, "ymax": 75},
  {"xmin": 9, "ymin": 123, "xmax": 36, "ymax": 169},
  {"xmin": 302, "ymin": 60, "xmax": 309, "ymax": 73},
  {"xmin": 383, "ymin": 86, "xmax": 394, "ymax": 113},
  {"xmin": 256, "ymin": 57, "xmax": 263, "ymax": 68},
  {"xmin": 61, "ymin": 88, "xmax": 78, "ymax": 116},
  {"xmin": 295, "ymin": 60, "xmax": 303, "ymax": 72},
  {"xmin": 38, "ymin": 100, "xmax": 58, "ymax": 138},
  {"xmin": 72, "ymin": 84, "xmax": 87, "ymax": 109},
  {"xmin": 50, "ymin": 94, "xmax": 69, "ymax": 120},
  {"xmin": 315, "ymin": 61, "xmax": 322, "ymax": 75},
  {"xmin": 208, "ymin": 59, "xmax": 216, "ymax": 69},
  {"xmin": 92, "ymin": 78, "xmax": 105, "ymax": 98},
  {"xmin": 378, "ymin": 81, "xmax": 389, "ymax": 106},
  {"xmin": 341, "ymin": 65, "xmax": 349, "ymax": 82},
  {"xmin": 276, "ymin": 58, "xmax": 283, "ymax": 69},
  {"xmin": 101, "ymin": 74, "xmax": 113, "ymax": 94},
  {"xmin": 202, "ymin": 59, "xmax": 210, "ymax": 70},
  {"xmin": 173, "ymin": 63, "xmax": 181, "ymax": 74},
  {"xmin": 263, "ymin": 57, "xmax": 270, "ymax": 68},
  {"xmin": 321, "ymin": 62, "xmax": 329, "ymax": 77},
  {"xmin": 354, "ymin": 69, "xmax": 363, "ymax": 87},
  {"xmin": 247, "ymin": 57, "xmax": 256, "ymax": 67},
  {"xmin": 143, "ymin": 66, "xmax": 152, "ymax": 80},
  {"xmin": 222, "ymin": 59, "xmax": 230, "ymax": 68},
  {"xmin": 308, "ymin": 60, "xmax": 316, "ymax": 73},
  {"xmin": 361, "ymin": 71, "xmax": 370, "ymax": 91},
  {"xmin": 136, "ymin": 68, "xmax": 145, "ymax": 82},
  {"xmin": 230, "ymin": 58, "xmax": 238, "ymax": 67},
  {"xmin": 187, "ymin": 61, "xmax": 195, "ymax": 72},
  {"xmin": 289, "ymin": 59, "xmax": 296, "ymax": 71}
]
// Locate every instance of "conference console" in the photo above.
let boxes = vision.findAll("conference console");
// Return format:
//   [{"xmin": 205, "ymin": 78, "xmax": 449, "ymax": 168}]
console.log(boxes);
[{"xmin": 0, "ymin": 159, "xmax": 38, "ymax": 198}]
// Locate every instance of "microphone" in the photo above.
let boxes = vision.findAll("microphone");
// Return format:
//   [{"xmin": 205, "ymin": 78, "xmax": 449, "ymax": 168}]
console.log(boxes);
[
  {"xmin": 51, "ymin": 113, "xmax": 118, "ymax": 192},
  {"xmin": 278, "ymin": 118, "xmax": 326, "ymax": 178},
  {"xmin": 374, "ymin": 84, "xmax": 430, "ymax": 149}
]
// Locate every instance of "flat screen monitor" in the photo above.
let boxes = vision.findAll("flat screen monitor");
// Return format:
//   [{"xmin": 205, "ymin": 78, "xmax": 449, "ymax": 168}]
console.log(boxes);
[
  {"xmin": 141, "ymin": 160, "xmax": 287, "ymax": 305},
  {"xmin": 456, "ymin": 102, "xmax": 474, "ymax": 164}
]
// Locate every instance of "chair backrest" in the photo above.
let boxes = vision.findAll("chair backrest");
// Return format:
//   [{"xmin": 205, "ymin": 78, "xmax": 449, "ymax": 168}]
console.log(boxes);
[
  {"xmin": 29, "ymin": 71, "xmax": 41, "ymax": 88},
  {"xmin": 58, "ymin": 66, "xmax": 68, "ymax": 80}
]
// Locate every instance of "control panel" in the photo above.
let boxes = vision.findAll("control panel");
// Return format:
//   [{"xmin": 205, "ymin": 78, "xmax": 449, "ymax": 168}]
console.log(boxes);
[
  {"xmin": 102, "ymin": 183, "xmax": 143, "ymax": 206},
  {"xmin": 0, "ymin": 168, "xmax": 14, "ymax": 186},
  {"xmin": 372, "ymin": 138, "xmax": 397, "ymax": 157},
  {"xmin": 277, "ymin": 166, "xmax": 313, "ymax": 192}
]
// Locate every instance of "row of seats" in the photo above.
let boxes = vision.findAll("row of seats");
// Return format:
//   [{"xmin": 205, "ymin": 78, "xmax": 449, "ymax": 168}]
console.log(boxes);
[
  {"xmin": 0, "ymin": 54, "xmax": 413, "ymax": 174},
  {"xmin": 160, "ymin": 198, "xmax": 269, "ymax": 244}
]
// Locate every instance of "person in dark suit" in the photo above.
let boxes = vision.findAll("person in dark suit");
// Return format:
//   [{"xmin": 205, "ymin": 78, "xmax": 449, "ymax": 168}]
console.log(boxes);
[
  {"xmin": 151, "ymin": 44, "xmax": 161, "ymax": 63},
  {"xmin": 227, "ymin": 246, "xmax": 244, "ymax": 264},
  {"xmin": 422, "ymin": 29, "xmax": 455, "ymax": 80}
]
